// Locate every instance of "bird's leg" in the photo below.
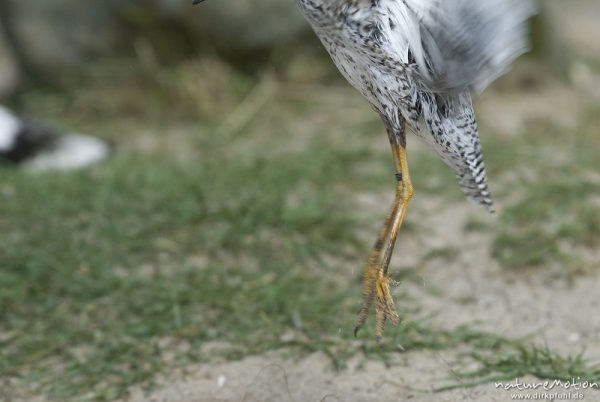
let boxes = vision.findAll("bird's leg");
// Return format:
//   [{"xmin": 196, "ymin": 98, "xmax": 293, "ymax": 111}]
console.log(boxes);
[
  {"xmin": 354, "ymin": 192, "xmax": 400, "ymax": 337},
  {"xmin": 355, "ymin": 134, "xmax": 414, "ymax": 340}
]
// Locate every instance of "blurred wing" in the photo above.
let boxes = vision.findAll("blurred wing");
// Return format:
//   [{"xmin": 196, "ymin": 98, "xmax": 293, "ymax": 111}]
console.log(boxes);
[{"xmin": 402, "ymin": 0, "xmax": 536, "ymax": 93}]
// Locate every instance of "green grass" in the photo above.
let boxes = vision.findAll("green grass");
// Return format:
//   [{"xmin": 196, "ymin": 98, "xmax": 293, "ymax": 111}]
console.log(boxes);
[
  {"xmin": 0, "ymin": 145, "xmax": 524, "ymax": 400},
  {"xmin": 434, "ymin": 345, "xmax": 600, "ymax": 392},
  {"xmin": 489, "ymin": 107, "xmax": 600, "ymax": 275},
  {"xmin": 0, "ymin": 144, "xmax": 368, "ymax": 400},
  {"xmin": 2, "ymin": 59, "xmax": 600, "ymax": 400}
]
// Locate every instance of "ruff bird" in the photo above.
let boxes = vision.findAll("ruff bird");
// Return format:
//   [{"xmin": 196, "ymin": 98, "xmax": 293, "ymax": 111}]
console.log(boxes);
[{"xmin": 195, "ymin": 0, "xmax": 535, "ymax": 339}]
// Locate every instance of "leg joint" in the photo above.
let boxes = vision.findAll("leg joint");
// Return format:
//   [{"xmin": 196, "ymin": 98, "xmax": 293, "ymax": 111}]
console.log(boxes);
[{"xmin": 395, "ymin": 180, "xmax": 414, "ymax": 200}]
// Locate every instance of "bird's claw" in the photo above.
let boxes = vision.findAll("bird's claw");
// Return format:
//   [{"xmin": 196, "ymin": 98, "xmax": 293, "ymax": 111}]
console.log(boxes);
[{"xmin": 354, "ymin": 265, "xmax": 399, "ymax": 339}]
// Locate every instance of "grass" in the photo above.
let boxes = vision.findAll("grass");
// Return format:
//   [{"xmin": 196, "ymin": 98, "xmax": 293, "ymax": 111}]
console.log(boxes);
[
  {"xmin": 434, "ymin": 345, "xmax": 600, "ymax": 392},
  {"xmin": 489, "ymin": 107, "xmax": 600, "ymax": 275},
  {"xmin": 0, "ymin": 145, "xmax": 367, "ymax": 399},
  {"xmin": 2, "ymin": 58, "xmax": 600, "ymax": 400}
]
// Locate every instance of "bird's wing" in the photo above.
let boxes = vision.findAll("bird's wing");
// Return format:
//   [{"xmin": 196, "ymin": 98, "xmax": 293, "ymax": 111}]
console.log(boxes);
[{"xmin": 397, "ymin": 0, "xmax": 536, "ymax": 93}]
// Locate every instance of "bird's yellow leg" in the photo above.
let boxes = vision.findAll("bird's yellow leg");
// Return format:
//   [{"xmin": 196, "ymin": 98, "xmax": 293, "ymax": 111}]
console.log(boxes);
[
  {"xmin": 354, "ymin": 192, "xmax": 400, "ymax": 337},
  {"xmin": 355, "ymin": 145, "xmax": 414, "ymax": 340}
]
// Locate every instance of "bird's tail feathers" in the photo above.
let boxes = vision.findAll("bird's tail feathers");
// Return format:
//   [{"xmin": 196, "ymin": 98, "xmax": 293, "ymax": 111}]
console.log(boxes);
[{"xmin": 457, "ymin": 163, "xmax": 495, "ymax": 213}]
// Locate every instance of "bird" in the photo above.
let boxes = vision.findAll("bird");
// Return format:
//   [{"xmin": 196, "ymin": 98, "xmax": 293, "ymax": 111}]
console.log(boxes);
[
  {"xmin": 0, "ymin": 105, "xmax": 111, "ymax": 171},
  {"xmin": 192, "ymin": 0, "xmax": 535, "ymax": 339},
  {"xmin": 293, "ymin": 0, "xmax": 535, "ymax": 339}
]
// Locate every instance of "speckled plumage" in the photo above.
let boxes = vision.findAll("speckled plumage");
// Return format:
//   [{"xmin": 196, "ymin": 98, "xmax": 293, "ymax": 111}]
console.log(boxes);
[{"xmin": 296, "ymin": 0, "xmax": 534, "ymax": 210}]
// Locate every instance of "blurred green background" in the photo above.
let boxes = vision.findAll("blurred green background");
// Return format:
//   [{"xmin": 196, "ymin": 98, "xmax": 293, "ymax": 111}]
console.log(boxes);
[{"xmin": 1, "ymin": 1, "xmax": 600, "ymax": 401}]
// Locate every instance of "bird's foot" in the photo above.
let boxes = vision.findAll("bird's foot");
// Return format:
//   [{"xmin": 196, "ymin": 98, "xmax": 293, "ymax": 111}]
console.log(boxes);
[{"xmin": 354, "ymin": 264, "xmax": 400, "ymax": 341}]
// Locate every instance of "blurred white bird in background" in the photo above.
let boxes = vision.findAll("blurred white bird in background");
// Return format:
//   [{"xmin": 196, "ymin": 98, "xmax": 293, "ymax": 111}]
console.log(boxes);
[{"xmin": 0, "ymin": 105, "xmax": 111, "ymax": 171}]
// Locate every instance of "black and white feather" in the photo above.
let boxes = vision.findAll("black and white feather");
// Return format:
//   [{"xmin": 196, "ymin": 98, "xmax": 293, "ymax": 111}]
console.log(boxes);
[
  {"xmin": 404, "ymin": 0, "xmax": 536, "ymax": 93},
  {"xmin": 296, "ymin": 0, "xmax": 535, "ymax": 211},
  {"xmin": 0, "ymin": 106, "xmax": 111, "ymax": 171}
]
